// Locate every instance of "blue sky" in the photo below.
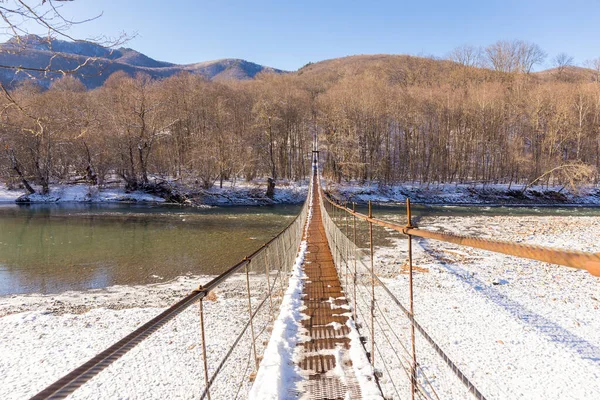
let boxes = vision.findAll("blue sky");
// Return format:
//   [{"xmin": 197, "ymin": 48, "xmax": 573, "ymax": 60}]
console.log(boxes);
[{"xmin": 30, "ymin": 0, "xmax": 600, "ymax": 70}]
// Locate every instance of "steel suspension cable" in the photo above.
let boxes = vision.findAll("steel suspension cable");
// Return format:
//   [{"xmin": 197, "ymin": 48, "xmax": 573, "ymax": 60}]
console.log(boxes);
[{"xmin": 323, "ymin": 193, "xmax": 600, "ymax": 277}]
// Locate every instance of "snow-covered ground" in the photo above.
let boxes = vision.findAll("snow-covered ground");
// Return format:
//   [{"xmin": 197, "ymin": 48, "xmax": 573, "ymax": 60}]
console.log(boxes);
[
  {"xmin": 365, "ymin": 214, "xmax": 600, "ymax": 399},
  {"xmin": 0, "ymin": 274, "xmax": 274, "ymax": 399},
  {"xmin": 197, "ymin": 179, "xmax": 308, "ymax": 206},
  {"xmin": 326, "ymin": 181, "xmax": 600, "ymax": 205}
]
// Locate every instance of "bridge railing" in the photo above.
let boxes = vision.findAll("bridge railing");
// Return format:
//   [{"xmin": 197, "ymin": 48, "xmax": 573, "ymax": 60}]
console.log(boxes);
[
  {"xmin": 32, "ymin": 178, "xmax": 313, "ymax": 400},
  {"xmin": 318, "ymin": 182, "xmax": 599, "ymax": 400}
]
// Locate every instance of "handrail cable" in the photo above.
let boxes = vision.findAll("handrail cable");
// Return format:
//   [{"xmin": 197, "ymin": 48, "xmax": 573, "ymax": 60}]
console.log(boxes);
[
  {"xmin": 200, "ymin": 256, "xmax": 290, "ymax": 399},
  {"xmin": 323, "ymin": 192, "xmax": 600, "ymax": 276}
]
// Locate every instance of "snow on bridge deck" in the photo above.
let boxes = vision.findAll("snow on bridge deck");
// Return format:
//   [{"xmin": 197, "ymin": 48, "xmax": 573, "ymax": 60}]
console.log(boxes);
[{"xmin": 294, "ymin": 179, "xmax": 363, "ymax": 399}]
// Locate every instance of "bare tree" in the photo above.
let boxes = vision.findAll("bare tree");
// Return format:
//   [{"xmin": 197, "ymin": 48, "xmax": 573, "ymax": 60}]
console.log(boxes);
[
  {"xmin": 584, "ymin": 58, "xmax": 600, "ymax": 82},
  {"xmin": 520, "ymin": 163, "xmax": 595, "ymax": 194},
  {"xmin": 484, "ymin": 40, "xmax": 519, "ymax": 73},
  {"xmin": 516, "ymin": 40, "xmax": 546, "ymax": 73},
  {"xmin": 483, "ymin": 40, "xmax": 546, "ymax": 74},
  {"xmin": 552, "ymin": 52, "xmax": 574, "ymax": 75},
  {"xmin": 448, "ymin": 44, "xmax": 483, "ymax": 67}
]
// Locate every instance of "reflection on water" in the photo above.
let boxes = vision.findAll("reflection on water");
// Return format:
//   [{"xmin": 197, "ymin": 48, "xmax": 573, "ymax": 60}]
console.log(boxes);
[{"xmin": 0, "ymin": 203, "xmax": 300, "ymax": 295}]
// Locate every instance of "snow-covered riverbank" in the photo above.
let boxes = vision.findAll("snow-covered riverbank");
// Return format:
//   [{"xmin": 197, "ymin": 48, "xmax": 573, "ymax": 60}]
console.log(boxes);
[
  {"xmin": 368, "ymin": 214, "xmax": 600, "ymax": 399},
  {"xmin": 5, "ymin": 179, "xmax": 600, "ymax": 207},
  {"xmin": 326, "ymin": 181, "xmax": 600, "ymax": 205},
  {"xmin": 0, "ymin": 184, "xmax": 165, "ymax": 204},
  {"xmin": 0, "ymin": 179, "xmax": 308, "ymax": 206}
]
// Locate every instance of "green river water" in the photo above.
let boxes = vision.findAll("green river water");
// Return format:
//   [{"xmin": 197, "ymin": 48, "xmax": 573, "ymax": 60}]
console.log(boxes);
[{"xmin": 0, "ymin": 204, "xmax": 301, "ymax": 295}]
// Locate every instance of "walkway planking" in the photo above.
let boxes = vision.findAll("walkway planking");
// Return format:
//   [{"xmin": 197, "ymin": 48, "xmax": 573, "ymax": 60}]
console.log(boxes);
[{"xmin": 295, "ymin": 177, "xmax": 362, "ymax": 399}]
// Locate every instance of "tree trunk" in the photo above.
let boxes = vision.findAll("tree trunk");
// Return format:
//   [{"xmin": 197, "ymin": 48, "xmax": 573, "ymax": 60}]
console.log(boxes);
[
  {"xmin": 266, "ymin": 177, "xmax": 275, "ymax": 199},
  {"xmin": 8, "ymin": 150, "xmax": 36, "ymax": 194}
]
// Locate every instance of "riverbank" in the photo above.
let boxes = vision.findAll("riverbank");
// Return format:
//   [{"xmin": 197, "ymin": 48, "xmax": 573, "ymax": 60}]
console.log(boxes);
[
  {"xmin": 326, "ymin": 181, "xmax": 600, "ymax": 205},
  {"xmin": 0, "ymin": 178, "xmax": 308, "ymax": 206},
  {"xmin": 6, "ymin": 179, "xmax": 600, "ymax": 207}
]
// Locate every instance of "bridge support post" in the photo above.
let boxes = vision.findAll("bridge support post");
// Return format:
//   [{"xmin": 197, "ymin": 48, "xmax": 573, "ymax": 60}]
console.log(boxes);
[
  {"xmin": 345, "ymin": 202, "xmax": 350, "ymax": 298},
  {"xmin": 245, "ymin": 261, "xmax": 259, "ymax": 371},
  {"xmin": 352, "ymin": 202, "xmax": 357, "ymax": 322},
  {"xmin": 368, "ymin": 200, "xmax": 375, "ymax": 366},
  {"xmin": 264, "ymin": 246, "xmax": 274, "ymax": 321},
  {"xmin": 276, "ymin": 233, "xmax": 285, "ymax": 300},
  {"xmin": 407, "ymin": 198, "xmax": 417, "ymax": 400},
  {"xmin": 198, "ymin": 298, "xmax": 211, "ymax": 400}
]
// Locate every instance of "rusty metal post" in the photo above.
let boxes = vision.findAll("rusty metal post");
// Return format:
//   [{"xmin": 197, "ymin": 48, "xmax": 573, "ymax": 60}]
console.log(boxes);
[
  {"xmin": 333, "ymin": 199, "xmax": 337, "ymax": 224},
  {"xmin": 283, "ymin": 230, "xmax": 290, "ymax": 288},
  {"xmin": 282, "ymin": 231, "xmax": 289, "ymax": 292},
  {"xmin": 276, "ymin": 234, "xmax": 285, "ymax": 301},
  {"xmin": 335, "ymin": 204, "xmax": 339, "ymax": 269},
  {"xmin": 407, "ymin": 198, "xmax": 416, "ymax": 399},
  {"xmin": 288, "ymin": 228, "xmax": 294, "ymax": 273},
  {"xmin": 332, "ymin": 198, "xmax": 335, "ymax": 220},
  {"xmin": 345, "ymin": 201, "xmax": 350, "ymax": 295},
  {"xmin": 199, "ymin": 298, "xmax": 211, "ymax": 400},
  {"xmin": 368, "ymin": 200, "xmax": 375, "ymax": 366},
  {"xmin": 337, "ymin": 206, "xmax": 342, "ymax": 272},
  {"xmin": 245, "ymin": 261, "xmax": 259, "ymax": 371},
  {"xmin": 264, "ymin": 246, "xmax": 274, "ymax": 321},
  {"xmin": 352, "ymin": 202, "xmax": 357, "ymax": 322}
]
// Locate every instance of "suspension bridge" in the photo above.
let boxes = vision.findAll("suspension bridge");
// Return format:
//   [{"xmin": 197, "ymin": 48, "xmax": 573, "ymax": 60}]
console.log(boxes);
[{"xmin": 30, "ymin": 154, "xmax": 600, "ymax": 400}]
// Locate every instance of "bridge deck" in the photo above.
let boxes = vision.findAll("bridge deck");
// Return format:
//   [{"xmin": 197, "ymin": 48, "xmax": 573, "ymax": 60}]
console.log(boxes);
[{"xmin": 295, "ymin": 179, "xmax": 362, "ymax": 399}]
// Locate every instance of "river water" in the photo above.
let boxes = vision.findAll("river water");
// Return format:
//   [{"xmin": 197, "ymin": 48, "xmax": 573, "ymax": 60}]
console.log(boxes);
[
  {"xmin": 0, "ymin": 204, "xmax": 300, "ymax": 295},
  {"xmin": 2, "ymin": 203, "xmax": 600, "ymax": 296}
]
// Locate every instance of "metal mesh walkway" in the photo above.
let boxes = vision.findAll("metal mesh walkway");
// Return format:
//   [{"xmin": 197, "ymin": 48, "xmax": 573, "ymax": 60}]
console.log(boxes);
[{"xmin": 295, "ymin": 178, "xmax": 363, "ymax": 400}]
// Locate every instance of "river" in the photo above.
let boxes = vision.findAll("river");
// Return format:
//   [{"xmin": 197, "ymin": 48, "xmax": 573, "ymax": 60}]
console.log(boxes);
[{"xmin": 0, "ymin": 203, "xmax": 301, "ymax": 295}]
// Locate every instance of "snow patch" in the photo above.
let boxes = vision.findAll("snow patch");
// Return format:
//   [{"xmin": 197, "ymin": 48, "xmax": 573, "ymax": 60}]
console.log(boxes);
[
  {"xmin": 345, "ymin": 318, "xmax": 383, "ymax": 399},
  {"xmin": 248, "ymin": 240, "xmax": 309, "ymax": 400}
]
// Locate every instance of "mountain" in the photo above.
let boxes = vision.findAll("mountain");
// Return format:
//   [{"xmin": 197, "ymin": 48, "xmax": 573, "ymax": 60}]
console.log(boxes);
[{"xmin": 0, "ymin": 35, "xmax": 285, "ymax": 88}]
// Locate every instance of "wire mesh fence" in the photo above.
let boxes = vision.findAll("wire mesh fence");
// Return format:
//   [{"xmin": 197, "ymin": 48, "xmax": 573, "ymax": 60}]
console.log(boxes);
[{"xmin": 319, "ymin": 188, "xmax": 487, "ymax": 400}]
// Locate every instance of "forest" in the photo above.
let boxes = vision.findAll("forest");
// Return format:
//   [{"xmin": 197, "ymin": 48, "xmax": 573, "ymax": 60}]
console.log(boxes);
[{"xmin": 2, "ymin": 42, "xmax": 600, "ymax": 196}]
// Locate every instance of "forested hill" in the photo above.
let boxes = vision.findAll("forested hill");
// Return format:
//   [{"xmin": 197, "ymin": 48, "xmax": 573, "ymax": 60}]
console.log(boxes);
[
  {"xmin": 0, "ymin": 35, "xmax": 285, "ymax": 88},
  {"xmin": 297, "ymin": 54, "xmax": 597, "ymax": 84},
  {"xmin": 293, "ymin": 54, "xmax": 600, "ymax": 188},
  {"xmin": 3, "ymin": 42, "xmax": 600, "ymax": 199}
]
